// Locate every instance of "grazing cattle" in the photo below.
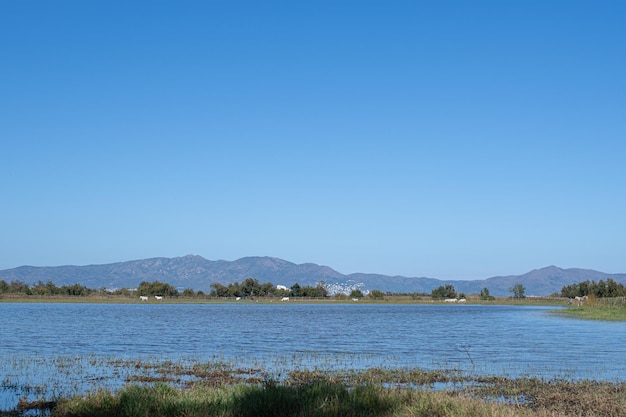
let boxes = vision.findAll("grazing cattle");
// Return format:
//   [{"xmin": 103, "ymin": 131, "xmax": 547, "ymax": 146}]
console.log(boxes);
[
  {"xmin": 458, "ymin": 298, "xmax": 467, "ymax": 303},
  {"xmin": 155, "ymin": 296, "xmax": 163, "ymax": 300},
  {"xmin": 281, "ymin": 297, "xmax": 289, "ymax": 301},
  {"xmin": 139, "ymin": 296, "xmax": 148, "ymax": 301},
  {"xmin": 444, "ymin": 298, "xmax": 457, "ymax": 303},
  {"xmin": 352, "ymin": 298, "xmax": 359, "ymax": 301},
  {"xmin": 574, "ymin": 295, "xmax": 588, "ymax": 306}
]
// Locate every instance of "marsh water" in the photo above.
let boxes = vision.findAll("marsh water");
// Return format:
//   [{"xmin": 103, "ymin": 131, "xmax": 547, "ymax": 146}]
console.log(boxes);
[{"xmin": 1, "ymin": 302, "xmax": 625, "ymax": 410}]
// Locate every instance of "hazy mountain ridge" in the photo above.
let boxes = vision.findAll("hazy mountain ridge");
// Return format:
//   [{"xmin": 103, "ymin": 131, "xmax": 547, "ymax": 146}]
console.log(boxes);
[{"xmin": 1, "ymin": 255, "xmax": 625, "ymax": 296}]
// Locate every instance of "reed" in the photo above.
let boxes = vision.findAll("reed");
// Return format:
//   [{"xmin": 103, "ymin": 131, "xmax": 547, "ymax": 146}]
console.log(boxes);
[{"xmin": 50, "ymin": 376, "xmax": 626, "ymax": 417}]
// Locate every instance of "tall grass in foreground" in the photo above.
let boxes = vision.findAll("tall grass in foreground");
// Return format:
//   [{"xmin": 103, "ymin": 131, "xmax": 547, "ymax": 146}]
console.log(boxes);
[
  {"xmin": 49, "ymin": 377, "xmax": 626, "ymax": 417},
  {"xmin": 50, "ymin": 381, "xmax": 512, "ymax": 417}
]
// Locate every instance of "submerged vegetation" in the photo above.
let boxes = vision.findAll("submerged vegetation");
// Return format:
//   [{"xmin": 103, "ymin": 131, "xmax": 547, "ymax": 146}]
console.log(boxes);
[{"xmin": 4, "ymin": 357, "xmax": 625, "ymax": 417}]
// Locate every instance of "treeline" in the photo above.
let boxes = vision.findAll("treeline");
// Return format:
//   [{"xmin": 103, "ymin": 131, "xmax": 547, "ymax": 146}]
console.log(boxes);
[
  {"xmin": 0, "ymin": 279, "xmax": 186, "ymax": 297},
  {"xmin": 560, "ymin": 278, "xmax": 626, "ymax": 298},
  {"xmin": 209, "ymin": 278, "xmax": 328, "ymax": 298},
  {"xmin": 0, "ymin": 280, "xmax": 96, "ymax": 296},
  {"xmin": 5, "ymin": 277, "xmax": 625, "ymax": 300},
  {"xmin": 430, "ymin": 284, "xmax": 501, "ymax": 300},
  {"xmin": 0, "ymin": 278, "xmax": 334, "ymax": 299}
]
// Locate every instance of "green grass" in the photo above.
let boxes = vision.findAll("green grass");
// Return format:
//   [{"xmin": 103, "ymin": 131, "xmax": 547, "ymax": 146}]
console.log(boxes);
[
  {"xmin": 48, "ymin": 376, "xmax": 626, "ymax": 417},
  {"xmin": 9, "ymin": 360, "xmax": 624, "ymax": 417},
  {"xmin": 6, "ymin": 353, "xmax": 625, "ymax": 417},
  {"xmin": 553, "ymin": 304, "xmax": 626, "ymax": 321}
]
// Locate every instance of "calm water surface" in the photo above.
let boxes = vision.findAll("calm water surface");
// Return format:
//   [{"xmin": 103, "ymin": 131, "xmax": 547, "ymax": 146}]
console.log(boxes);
[{"xmin": 1, "ymin": 302, "xmax": 625, "ymax": 410}]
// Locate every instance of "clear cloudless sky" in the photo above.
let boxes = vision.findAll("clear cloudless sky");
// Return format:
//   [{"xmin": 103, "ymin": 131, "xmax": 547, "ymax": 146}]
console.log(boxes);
[{"xmin": 1, "ymin": 1, "xmax": 625, "ymax": 280}]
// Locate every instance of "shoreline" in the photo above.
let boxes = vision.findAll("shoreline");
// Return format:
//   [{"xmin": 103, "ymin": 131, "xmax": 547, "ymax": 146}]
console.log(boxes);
[
  {"xmin": 0, "ymin": 293, "xmax": 566, "ymax": 305},
  {"xmin": 8, "ymin": 361, "xmax": 626, "ymax": 417}
]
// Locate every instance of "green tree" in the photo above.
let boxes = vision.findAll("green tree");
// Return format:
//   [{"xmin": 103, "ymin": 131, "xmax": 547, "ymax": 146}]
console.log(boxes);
[
  {"xmin": 228, "ymin": 282, "xmax": 242, "ymax": 297},
  {"xmin": 509, "ymin": 283, "xmax": 526, "ymax": 299},
  {"xmin": 210, "ymin": 282, "xmax": 230, "ymax": 297},
  {"xmin": 61, "ymin": 283, "xmax": 91, "ymax": 296},
  {"xmin": 369, "ymin": 290, "xmax": 384, "ymax": 300},
  {"xmin": 561, "ymin": 279, "xmax": 626, "ymax": 298},
  {"xmin": 9, "ymin": 280, "xmax": 30, "ymax": 293},
  {"xmin": 241, "ymin": 277, "xmax": 261, "ymax": 297},
  {"xmin": 431, "ymin": 284, "xmax": 456, "ymax": 299},
  {"xmin": 480, "ymin": 287, "xmax": 495, "ymax": 300},
  {"xmin": 32, "ymin": 280, "xmax": 60, "ymax": 296},
  {"xmin": 606, "ymin": 278, "xmax": 626, "ymax": 297},
  {"xmin": 349, "ymin": 289, "xmax": 364, "ymax": 299},
  {"xmin": 260, "ymin": 282, "xmax": 275, "ymax": 296},
  {"xmin": 300, "ymin": 283, "xmax": 328, "ymax": 298},
  {"xmin": 182, "ymin": 288, "xmax": 196, "ymax": 297},
  {"xmin": 137, "ymin": 281, "xmax": 178, "ymax": 297},
  {"xmin": 290, "ymin": 283, "xmax": 302, "ymax": 297},
  {"xmin": 560, "ymin": 283, "xmax": 579, "ymax": 298}
]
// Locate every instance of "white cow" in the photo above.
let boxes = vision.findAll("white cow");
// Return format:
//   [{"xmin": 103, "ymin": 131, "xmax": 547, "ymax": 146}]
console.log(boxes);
[
  {"xmin": 281, "ymin": 297, "xmax": 290, "ymax": 301},
  {"xmin": 139, "ymin": 296, "xmax": 148, "ymax": 301},
  {"xmin": 444, "ymin": 298, "xmax": 457, "ymax": 303},
  {"xmin": 155, "ymin": 296, "xmax": 163, "ymax": 300},
  {"xmin": 574, "ymin": 295, "xmax": 588, "ymax": 306},
  {"xmin": 458, "ymin": 298, "xmax": 467, "ymax": 303}
]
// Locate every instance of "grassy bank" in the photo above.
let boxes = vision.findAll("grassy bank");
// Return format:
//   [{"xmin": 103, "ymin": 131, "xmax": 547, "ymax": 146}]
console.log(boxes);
[
  {"xmin": 37, "ymin": 374, "xmax": 626, "ymax": 417},
  {"xmin": 553, "ymin": 304, "xmax": 626, "ymax": 321}
]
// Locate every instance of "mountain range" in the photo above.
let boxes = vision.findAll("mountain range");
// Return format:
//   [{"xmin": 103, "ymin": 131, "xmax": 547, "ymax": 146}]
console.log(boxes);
[{"xmin": 1, "ymin": 255, "xmax": 625, "ymax": 297}]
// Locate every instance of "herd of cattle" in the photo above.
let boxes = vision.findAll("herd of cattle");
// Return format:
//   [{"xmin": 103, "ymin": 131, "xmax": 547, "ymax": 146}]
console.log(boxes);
[
  {"xmin": 139, "ymin": 295, "xmax": 162, "ymax": 301},
  {"xmin": 444, "ymin": 298, "xmax": 466, "ymax": 303},
  {"xmin": 138, "ymin": 296, "xmax": 473, "ymax": 302},
  {"xmin": 138, "ymin": 295, "xmax": 592, "ymax": 305}
]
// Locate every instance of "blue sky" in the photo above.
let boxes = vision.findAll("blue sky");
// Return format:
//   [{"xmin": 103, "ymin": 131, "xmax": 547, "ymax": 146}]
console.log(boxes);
[{"xmin": 2, "ymin": 1, "xmax": 625, "ymax": 280}]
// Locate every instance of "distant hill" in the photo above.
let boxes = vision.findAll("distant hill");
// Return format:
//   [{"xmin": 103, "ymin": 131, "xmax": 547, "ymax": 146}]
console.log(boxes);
[
  {"xmin": 440, "ymin": 265, "xmax": 626, "ymax": 296},
  {"xmin": 1, "ymin": 255, "xmax": 625, "ymax": 296}
]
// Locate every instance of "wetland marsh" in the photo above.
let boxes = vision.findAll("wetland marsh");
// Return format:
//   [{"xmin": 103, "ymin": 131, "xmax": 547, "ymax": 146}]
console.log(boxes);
[{"xmin": 2, "ymin": 302, "xmax": 625, "ymax": 415}]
